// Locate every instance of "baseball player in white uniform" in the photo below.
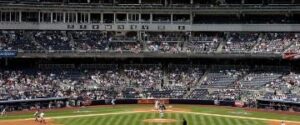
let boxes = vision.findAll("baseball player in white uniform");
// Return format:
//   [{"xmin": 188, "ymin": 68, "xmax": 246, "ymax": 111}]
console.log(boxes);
[
  {"xmin": 39, "ymin": 111, "xmax": 46, "ymax": 124},
  {"xmin": 111, "ymin": 98, "xmax": 116, "ymax": 107},
  {"xmin": 155, "ymin": 100, "xmax": 160, "ymax": 110},
  {"xmin": 1, "ymin": 107, "xmax": 6, "ymax": 117}
]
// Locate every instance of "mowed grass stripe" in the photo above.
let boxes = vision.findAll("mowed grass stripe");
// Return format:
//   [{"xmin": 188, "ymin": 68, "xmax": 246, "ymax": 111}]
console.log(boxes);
[
  {"xmin": 113, "ymin": 114, "xmax": 126, "ymax": 125},
  {"xmin": 232, "ymin": 119, "xmax": 240, "ymax": 125},
  {"xmin": 102, "ymin": 115, "xmax": 112, "ymax": 125},
  {"xmin": 185, "ymin": 114, "xmax": 194, "ymax": 125},
  {"xmin": 90, "ymin": 116, "xmax": 103, "ymax": 125},
  {"xmin": 141, "ymin": 113, "xmax": 147, "ymax": 125},
  {"xmin": 251, "ymin": 119, "xmax": 259, "ymax": 125},
  {"xmin": 193, "ymin": 112, "xmax": 201, "ymax": 125},
  {"xmin": 109, "ymin": 115, "xmax": 118, "ymax": 125},
  {"xmin": 240, "ymin": 119, "xmax": 250, "ymax": 125},
  {"xmin": 220, "ymin": 118, "xmax": 235, "ymax": 125},
  {"xmin": 132, "ymin": 112, "xmax": 143, "ymax": 125},
  {"xmin": 215, "ymin": 116, "xmax": 223, "ymax": 125},
  {"xmin": 57, "ymin": 117, "xmax": 73, "ymax": 124},
  {"xmin": 166, "ymin": 113, "xmax": 172, "ymax": 125},
  {"xmin": 173, "ymin": 112, "xmax": 177, "ymax": 123},
  {"xmin": 77, "ymin": 117, "xmax": 90, "ymax": 125},
  {"xmin": 175, "ymin": 112, "xmax": 181, "ymax": 125},
  {"xmin": 199, "ymin": 114, "xmax": 206, "ymax": 125},
  {"xmin": 207, "ymin": 116, "xmax": 214, "ymax": 125},
  {"xmin": 69, "ymin": 117, "xmax": 82, "ymax": 125},
  {"xmin": 249, "ymin": 119, "xmax": 256, "ymax": 125},
  {"xmin": 124, "ymin": 113, "xmax": 135, "ymax": 125},
  {"xmin": 219, "ymin": 117, "xmax": 229, "ymax": 125},
  {"xmin": 173, "ymin": 112, "xmax": 180, "ymax": 125},
  {"xmin": 139, "ymin": 113, "xmax": 146, "ymax": 125},
  {"xmin": 151, "ymin": 112, "xmax": 157, "ymax": 125},
  {"xmin": 191, "ymin": 112, "xmax": 197, "ymax": 125},
  {"xmin": 143, "ymin": 113, "xmax": 152, "ymax": 125},
  {"xmin": 224, "ymin": 116, "xmax": 233, "ymax": 125},
  {"xmin": 249, "ymin": 119, "xmax": 259, "ymax": 125}
]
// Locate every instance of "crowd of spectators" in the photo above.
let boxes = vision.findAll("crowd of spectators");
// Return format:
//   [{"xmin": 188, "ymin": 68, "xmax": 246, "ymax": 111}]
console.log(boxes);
[
  {"xmin": 1, "ymin": 64, "xmax": 299, "ymax": 104},
  {"xmin": 71, "ymin": 31, "xmax": 109, "ymax": 51},
  {"xmin": 166, "ymin": 65, "xmax": 204, "ymax": 90},
  {"xmin": 0, "ymin": 31, "xmax": 39, "ymax": 51},
  {"xmin": 200, "ymin": 67, "xmax": 247, "ymax": 88},
  {"xmin": 1, "ymin": 31, "xmax": 300, "ymax": 55},
  {"xmin": 262, "ymin": 72, "xmax": 300, "ymax": 102},
  {"xmin": 34, "ymin": 31, "xmax": 72, "ymax": 51},
  {"xmin": 144, "ymin": 32, "xmax": 185, "ymax": 53},
  {"xmin": 1, "ymin": 63, "xmax": 300, "ymax": 113},
  {"xmin": 284, "ymin": 36, "xmax": 300, "ymax": 54},
  {"xmin": 252, "ymin": 33, "xmax": 298, "ymax": 53},
  {"xmin": 222, "ymin": 33, "xmax": 259, "ymax": 53},
  {"xmin": 0, "ymin": 70, "xmax": 69, "ymax": 100}
]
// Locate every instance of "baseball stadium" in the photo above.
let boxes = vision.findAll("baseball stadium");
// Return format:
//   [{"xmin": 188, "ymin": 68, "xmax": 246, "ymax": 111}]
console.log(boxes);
[{"xmin": 1, "ymin": 0, "xmax": 300, "ymax": 125}]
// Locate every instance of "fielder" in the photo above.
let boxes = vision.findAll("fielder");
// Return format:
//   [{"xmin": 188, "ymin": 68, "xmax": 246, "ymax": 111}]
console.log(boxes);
[
  {"xmin": 0, "ymin": 107, "xmax": 6, "ymax": 117},
  {"xmin": 39, "ymin": 111, "xmax": 46, "ymax": 124},
  {"xmin": 111, "ymin": 98, "xmax": 116, "ymax": 107},
  {"xmin": 154, "ymin": 100, "xmax": 160, "ymax": 110},
  {"xmin": 34, "ymin": 110, "xmax": 40, "ymax": 122}
]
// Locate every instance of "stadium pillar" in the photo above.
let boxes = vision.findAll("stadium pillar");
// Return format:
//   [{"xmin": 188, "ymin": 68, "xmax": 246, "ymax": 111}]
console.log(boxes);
[
  {"xmin": 150, "ymin": 13, "xmax": 153, "ymax": 24},
  {"xmin": 51, "ymin": 12, "xmax": 53, "ymax": 23},
  {"xmin": 63, "ymin": 12, "xmax": 66, "ymax": 23},
  {"xmin": 19, "ymin": 11, "xmax": 22, "ymax": 22},
  {"xmin": 190, "ymin": 13, "xmax": 193, "ymax": 25},
  {"xmin": 139, "ymin": 0, "xmax": 141, "ymax": 4},
  {"xmin": 88, "ymin": 13, "xmax": 91, "ymax": 23},
  {"xmin": 100, "ymin": 13, "xmax": 103, "ymax": 23},
  {"xmin": 9, "ymin": 12, "xmax": 11, "ymax": 22},
  {"xmin": 138, "ymin": 13, "xmax": 141, "ymax": 22},
  {"xmin": 171, "ymin": 13, "xmax": 173, "ymax": 24},
  {"xmin": 126, "ymin": 13, "xmax": 129, "ymax": 23},
  {"xmin": 75, "ymin": 12, "xmax": 78, "ymax": 23},
  {"xmin": 38, "ymin": 12, "xmax": 41, "ymax": 23},
  {"xmin": 113, "ymin": 13, "xmax": 116, "ymax": 24}
]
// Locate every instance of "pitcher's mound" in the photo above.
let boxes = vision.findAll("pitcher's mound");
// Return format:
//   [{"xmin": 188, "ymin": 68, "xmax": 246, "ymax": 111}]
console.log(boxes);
[{"xmin": 143, "ymin": 118, "xmax": 178, "ymax": 123}]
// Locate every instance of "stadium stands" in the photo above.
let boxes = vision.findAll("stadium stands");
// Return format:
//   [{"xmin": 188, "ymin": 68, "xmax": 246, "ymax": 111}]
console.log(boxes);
[
  {"xmin": 1, "ymin": 64, "xmax": 299, "ymax": 104},
  {"xmin": 1, "ymin": 31, "xmax": 300, "ymax": 56}
]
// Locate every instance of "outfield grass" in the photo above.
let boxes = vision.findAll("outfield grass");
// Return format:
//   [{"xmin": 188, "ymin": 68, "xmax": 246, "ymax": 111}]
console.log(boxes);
[
  {"xmin": 1, "ymin": 105, "xmax": 300, "ymax": 125},
  {"xmin": 55, "ymin": 112, "xmax": 266, "ymax": 125}
]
